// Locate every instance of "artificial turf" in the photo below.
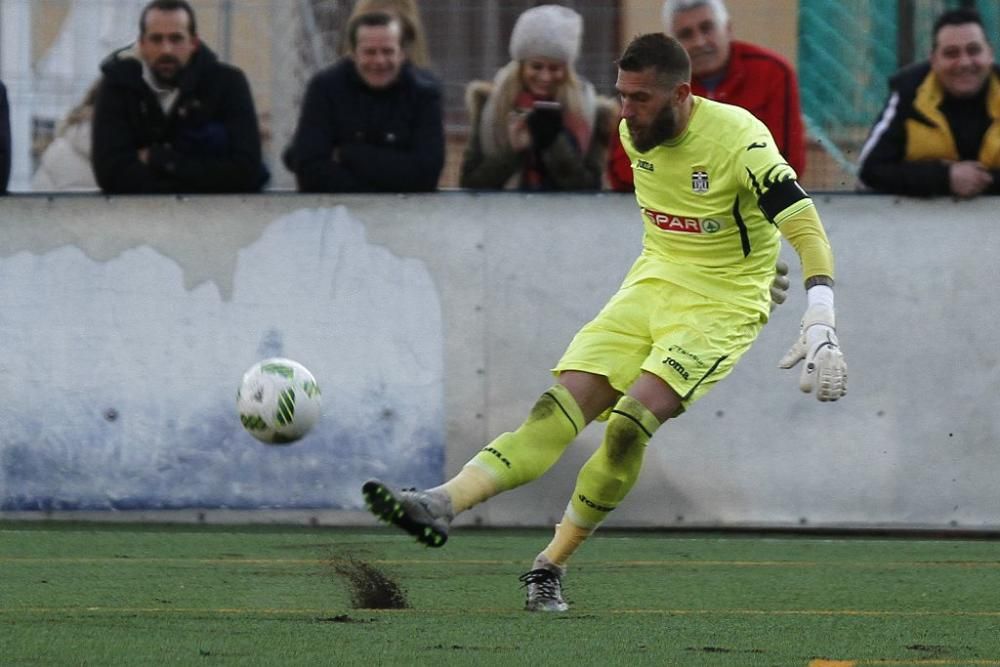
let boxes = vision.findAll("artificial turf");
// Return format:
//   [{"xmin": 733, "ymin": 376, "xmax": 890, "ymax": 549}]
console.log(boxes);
[{"xmin": 2, "ymin": 522, "xmax": 1000, "ymax": 666}]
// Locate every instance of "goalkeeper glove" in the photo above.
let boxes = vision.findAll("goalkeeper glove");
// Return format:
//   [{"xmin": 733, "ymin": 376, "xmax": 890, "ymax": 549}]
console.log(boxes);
[
  {"xmin": 769, "ymin": 259, "xmax": 790, "ymax": 312},
  {"xmin": 779, "ymin": 289, "xmax": 847, "ymax": 401}
]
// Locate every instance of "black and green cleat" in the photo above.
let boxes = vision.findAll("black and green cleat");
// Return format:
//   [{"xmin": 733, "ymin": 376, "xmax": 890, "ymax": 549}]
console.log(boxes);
[{"xmin": 362, "ymin": 479, "xmax": 453, "ymax": 547}]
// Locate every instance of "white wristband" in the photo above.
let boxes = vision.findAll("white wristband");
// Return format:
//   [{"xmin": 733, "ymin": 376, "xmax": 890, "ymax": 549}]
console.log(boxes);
[
  {"xmin": 804, "ymin": 284, "xmax": 835, "ymax": 329},
  {"xmin": 806, "ymin": 284, "xmax": 834, "ymax": 310}
]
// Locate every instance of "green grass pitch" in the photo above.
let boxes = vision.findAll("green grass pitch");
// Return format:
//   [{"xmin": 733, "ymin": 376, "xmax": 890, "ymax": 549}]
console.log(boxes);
[{"xmin": 3, "ymin": 521, "xmax": 1000, "ymax": 666}]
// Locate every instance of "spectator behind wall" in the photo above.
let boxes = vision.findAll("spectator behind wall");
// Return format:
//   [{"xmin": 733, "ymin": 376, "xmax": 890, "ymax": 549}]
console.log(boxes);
[
  {"xmin": 858, "ymin": 8, "xmax": 1000, "ymax": 198},
  {"xmin": 607, "ymin": 0, "xmax": 806, "ymax": 192},
  {"xmin": 32, "ymin": 83, "xmax": 99, "ymax": 191},
  {"xmin": 341, "ymin": 0, "xmax": 431, "ymax": 68},
  {"xmin": 0, "ymin": 79, "xmax": 9, "ymax": 194},
  {"xmin": 92, "ymin": 0, "xmax": 265, "ymax": 194},
  {"xmin": 461, "ymin": 4, "xmax": 618, "ymax": 191},
  {"xmin": 283, "ymin": 11, "xmax": 444, "ymax": 193}
]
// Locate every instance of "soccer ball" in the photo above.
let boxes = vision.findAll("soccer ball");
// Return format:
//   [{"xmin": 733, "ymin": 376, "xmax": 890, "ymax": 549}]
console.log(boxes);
[{"xmin": 236, "ymin": 358, "xmax": 322, "ymax": 445}]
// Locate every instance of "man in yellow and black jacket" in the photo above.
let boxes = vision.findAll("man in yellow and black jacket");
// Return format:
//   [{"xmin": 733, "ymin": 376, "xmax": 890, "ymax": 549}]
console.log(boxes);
[{"xmin": 858, "ymin": 8, "xmax": 999, "ymax": 198}]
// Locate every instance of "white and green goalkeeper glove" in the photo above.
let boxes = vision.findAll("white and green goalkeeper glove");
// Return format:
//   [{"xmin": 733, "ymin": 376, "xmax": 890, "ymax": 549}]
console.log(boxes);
[{"xmin": 779, "ymin": 285, "xmax": 847, "ymax": 401}]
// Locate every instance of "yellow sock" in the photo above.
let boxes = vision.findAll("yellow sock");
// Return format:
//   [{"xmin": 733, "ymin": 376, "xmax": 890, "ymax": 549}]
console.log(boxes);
[
  {"xmin": 540, "ymin": 517, "xmax": 594, "ymax": 568},
  {"xmin": 568, "ymin": 395, "xmax": 661, "ymax": 528},
  {"xmin": 468, "ymin": 384, "xmax": 584, "ymax": 491},
  {"xmin": 429, "ymin": 465, "xmax": 498, "ymax": 514}
]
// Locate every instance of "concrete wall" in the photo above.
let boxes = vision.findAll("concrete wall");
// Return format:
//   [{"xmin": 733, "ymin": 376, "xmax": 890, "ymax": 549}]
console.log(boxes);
[{"xmin": 0, "ymin": 193, "xmax": 997, "ymax": 531}]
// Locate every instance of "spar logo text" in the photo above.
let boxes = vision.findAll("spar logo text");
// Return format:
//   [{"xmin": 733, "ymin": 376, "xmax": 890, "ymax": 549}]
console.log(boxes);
[{"xmin": 644, "ymin": 208, "xmax": 706, "ymax": 234}]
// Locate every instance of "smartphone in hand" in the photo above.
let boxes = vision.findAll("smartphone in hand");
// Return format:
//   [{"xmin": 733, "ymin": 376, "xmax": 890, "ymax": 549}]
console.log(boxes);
[
  {"xmin": 531, "ymin": 100, "xmax": 562, "ymax": 114},
  {"xmin": 528, "ymin": 101, "xmax": 563, "ymax": 150}
]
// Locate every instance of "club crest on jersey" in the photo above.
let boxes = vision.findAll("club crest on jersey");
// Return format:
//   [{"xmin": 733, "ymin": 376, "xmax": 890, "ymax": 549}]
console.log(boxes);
[{"xmin": 691, "ymin": 169, "xmax": 709, "ymax": 193}]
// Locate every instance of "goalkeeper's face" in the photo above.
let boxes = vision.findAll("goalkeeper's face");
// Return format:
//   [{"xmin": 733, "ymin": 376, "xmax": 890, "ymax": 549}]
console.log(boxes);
[{"xmin": 617, "ymin": 67, "xmax": 690, "ymax": 152}]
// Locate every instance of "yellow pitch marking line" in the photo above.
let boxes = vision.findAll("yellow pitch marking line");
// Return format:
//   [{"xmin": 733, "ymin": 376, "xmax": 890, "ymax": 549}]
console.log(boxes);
[
  {"xmin": 1, "ymin": 607, "xmax": 331, "ymax": 616},
  {"xmin": 553, "ymin": 608, "xmax": 1000, "ymax": 620},
  {"xmin": 0, "ymin": 557, "xmax": 519, "ymax": 566},
  {"xmin": 4, "ymin": 556, "xmax": 1000, "ymax": 569},
  {"xmin": 810, "ymin": 661, "xmax": 1000, "ymax": 666},
  {"xmin": 4, "ymin": 606, "xmax": 1000, "ymax": 619}
]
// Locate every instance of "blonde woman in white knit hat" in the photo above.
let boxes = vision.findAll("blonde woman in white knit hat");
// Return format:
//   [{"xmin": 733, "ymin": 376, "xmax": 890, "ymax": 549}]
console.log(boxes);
[{"xmin": 460, "ymin": 4, "xmax": 618, "ymax": 190}]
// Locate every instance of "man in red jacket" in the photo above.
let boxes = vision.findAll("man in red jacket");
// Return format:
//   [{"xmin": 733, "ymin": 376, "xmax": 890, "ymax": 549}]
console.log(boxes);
[{"xmin": 607, "ymin": 0, "xmax": 806, "ymax": 191}]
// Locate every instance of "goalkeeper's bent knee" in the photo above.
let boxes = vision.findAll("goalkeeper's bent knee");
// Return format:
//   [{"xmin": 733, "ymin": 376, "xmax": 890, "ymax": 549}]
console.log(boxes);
[
  {"xmin": 468, "ymin": 384, "xmax": 585, "ymax": 491},
  {"xmin": 567, "ymin": 395, "xmax": 661, "ymax": 528}
]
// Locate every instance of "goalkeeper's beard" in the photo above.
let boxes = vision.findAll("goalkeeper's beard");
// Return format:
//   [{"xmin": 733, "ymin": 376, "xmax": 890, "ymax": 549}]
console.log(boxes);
[{"xmin": 627, "ymin": 103, "xmax": 680, "ymax": 153}]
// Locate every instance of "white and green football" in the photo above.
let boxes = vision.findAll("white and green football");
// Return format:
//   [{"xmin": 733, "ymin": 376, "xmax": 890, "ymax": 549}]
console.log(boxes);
[{"xmin": 237, "ymin": 358, "xmax": 322, "ymax": 445}]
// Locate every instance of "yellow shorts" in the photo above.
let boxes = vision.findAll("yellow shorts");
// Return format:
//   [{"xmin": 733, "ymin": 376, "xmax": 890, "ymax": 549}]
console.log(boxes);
[{"xmin": 553, "ymin": 278, "xmax": 765, "ymax": 411}]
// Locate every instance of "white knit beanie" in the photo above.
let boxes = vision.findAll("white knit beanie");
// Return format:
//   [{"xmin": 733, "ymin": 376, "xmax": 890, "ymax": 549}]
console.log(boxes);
[{"xmin": 508, "ymin": 4, "xmax": 583, "ymax": 64}]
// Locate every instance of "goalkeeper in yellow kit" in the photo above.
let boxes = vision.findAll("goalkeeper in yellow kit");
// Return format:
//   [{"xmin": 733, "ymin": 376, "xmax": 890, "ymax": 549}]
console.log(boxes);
[{"xmin": 364, "ymin": 32, "xmax": 846, "ymax": 612}]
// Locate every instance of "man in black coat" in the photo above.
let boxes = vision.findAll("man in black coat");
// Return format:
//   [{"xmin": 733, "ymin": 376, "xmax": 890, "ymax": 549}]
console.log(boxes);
[
  {"xmin": 92, "ymin": 0, "xmax": 264, "ymax": 194},
  {"xmin": 284, "ymin": 11, "xmax": 445, "ymax": 193}
]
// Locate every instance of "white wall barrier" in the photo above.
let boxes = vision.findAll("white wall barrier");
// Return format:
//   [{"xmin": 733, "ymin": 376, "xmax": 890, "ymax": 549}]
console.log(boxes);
[{"xmin": 0, "ymin": 192, "xmax": 996, "ymax": 531}]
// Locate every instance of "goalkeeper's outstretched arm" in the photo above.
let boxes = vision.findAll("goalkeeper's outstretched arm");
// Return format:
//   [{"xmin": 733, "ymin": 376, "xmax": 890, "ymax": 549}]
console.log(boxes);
[{"xmin": 777, "ymin": 204, "xmax": 847, "ymax": 402}]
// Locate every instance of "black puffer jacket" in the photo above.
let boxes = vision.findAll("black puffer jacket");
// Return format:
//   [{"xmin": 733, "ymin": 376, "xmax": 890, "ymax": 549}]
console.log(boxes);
[
  {"xmin": 284, "ymin": 59, "xmax": 444, "ymax": 193},
  {"xmin": 92, "ymin": 44, "xmax": 264, "ymax": 194}
]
